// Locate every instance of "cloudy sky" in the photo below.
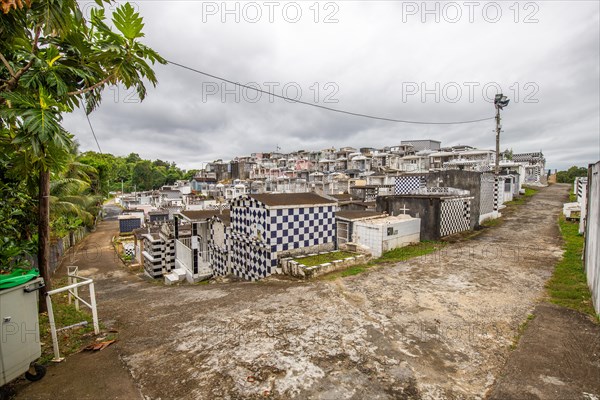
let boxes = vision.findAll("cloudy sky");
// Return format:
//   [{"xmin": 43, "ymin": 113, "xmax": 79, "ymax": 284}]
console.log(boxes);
[{"xmin": 65, "ymin": 1, "xmax": 600, "ymax": 171}]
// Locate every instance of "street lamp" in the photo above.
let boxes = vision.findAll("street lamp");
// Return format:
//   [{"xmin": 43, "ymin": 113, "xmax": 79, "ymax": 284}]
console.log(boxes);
[{"xmin": 494, "ymin": 94, "xmax": 510, "ymax": 174}]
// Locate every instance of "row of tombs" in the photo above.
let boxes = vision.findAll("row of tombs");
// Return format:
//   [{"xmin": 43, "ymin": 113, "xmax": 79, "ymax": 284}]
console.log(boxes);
[{"xmin": 134, "ymin": 170, "xmax": 518, "ymax": 283}]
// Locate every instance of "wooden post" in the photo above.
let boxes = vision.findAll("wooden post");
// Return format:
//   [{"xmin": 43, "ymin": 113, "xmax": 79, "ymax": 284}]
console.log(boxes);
[{"xmin": 38, "ymin": 167, "xmax": 51, "ymax": 312}]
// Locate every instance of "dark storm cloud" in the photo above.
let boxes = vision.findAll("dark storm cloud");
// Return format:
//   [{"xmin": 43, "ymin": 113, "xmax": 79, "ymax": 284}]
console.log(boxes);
[{"xmin": 64, "ymin": 1, "xmax": 600, "ymax": 171}]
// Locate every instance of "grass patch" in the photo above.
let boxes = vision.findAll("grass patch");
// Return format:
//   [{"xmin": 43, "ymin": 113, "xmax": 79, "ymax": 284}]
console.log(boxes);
[
  {"xmin": 38, "ymin": 278, "xmax": 98, "ymax": 364},
  {"xmin": 523, "ymin": 187, "xmax": 538, "ymax": 197},
  {"xmin": 504, "ymin": 198, "xmax": 524, "ymax": 206},
  {"xmin": 337, "ymin": 265, "xmax": 368, "ymax": 277},
  {"xmin": 510, "ymin": 313, "xmax": 536, "ymax": 350},
  {"xmin": 545, "ymin": 217, "xmax": 597, "ymax": 319},
  {"xmin": 293, "ymin": 251, "xmax": 356, "ymax": 267},
  {"xmin": 322, "ymin": 263, "xmax": 371, "ymax": 280},
  {"xmin": 322, "ymin": 241, "xmax": 445, "ymax": 280},
  {"xmin": 569, "ymin": 192, "xmax": 577, "ymax": 202},
  {"xmin": 481, "ymin": 218, "xmax": 502, "ymax": 228},
  {"xmin": 377, "ymin": 241, "xmax": 444, "ymax": 263},
  {"xmin": 505, "ymin": 187, "xmax": 539, "ymax": 206}
]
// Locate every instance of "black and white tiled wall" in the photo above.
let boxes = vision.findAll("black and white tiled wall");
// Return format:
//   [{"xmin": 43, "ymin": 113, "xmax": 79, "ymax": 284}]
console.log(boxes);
[
  {"xmin": 394, "ymin": 176, "xmax": 426, "ymax": 195},
  {"xmin": 225, "ymin": 195, "xmax": 336, "ymax": 281},
  {"xmin": 268, "ymin": 206, "xmax": 336, "ymax": 253},
  {"xmin": 229, "ymin": 232, "xmax": 275, "ymax": 281},
  {"xmin": 480, "ymin": 173, "xmax": 496, "ymax": 216},
  {"xmin": 439, "ymin": 197, "xmax": 472, "ymax": 237}
]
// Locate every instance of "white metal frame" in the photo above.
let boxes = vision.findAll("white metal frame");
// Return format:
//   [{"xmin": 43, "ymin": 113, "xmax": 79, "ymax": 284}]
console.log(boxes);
[{"xmin": 45, "ymin": 266, "xmax": 99, "ymax": 362}]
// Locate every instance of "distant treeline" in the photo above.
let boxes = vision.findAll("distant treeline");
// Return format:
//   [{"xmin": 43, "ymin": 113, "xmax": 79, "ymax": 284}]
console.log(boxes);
[
  {"xmin": 78, "ymin": 151, "xmax": 197, "ymax": 194},
  {"xmin": 556, "ymin": 166, "xmax": 588, "ymax": 184}
]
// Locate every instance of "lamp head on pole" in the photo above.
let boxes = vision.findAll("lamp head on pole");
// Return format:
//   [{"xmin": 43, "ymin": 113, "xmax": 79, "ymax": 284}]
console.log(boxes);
[{"xmin": 494, "ymin": 93, "xmax": 510, "ymax": 110}]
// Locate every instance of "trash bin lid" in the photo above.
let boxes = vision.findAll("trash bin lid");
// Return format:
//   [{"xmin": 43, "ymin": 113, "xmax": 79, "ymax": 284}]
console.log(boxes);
[{"xmin": 0, "ymin": 268, "xmax": 40, "ymax": 289}]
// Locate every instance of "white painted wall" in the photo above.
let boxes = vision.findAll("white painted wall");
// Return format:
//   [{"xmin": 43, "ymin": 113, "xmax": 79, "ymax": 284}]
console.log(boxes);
[
  {"xmin": 184, "ymin": 199, "xmax": 218, "ymax": 211},
  {"xmin": 584, "ymin": 162, "xmax": 599, "ymax": 316},
  {"xmin": 503, "ymin": 177, "xmax": 514, "ymax": 203},
  {"xmin": 353, "ymin": 217, "xmax": 421, "ymax": 257}
]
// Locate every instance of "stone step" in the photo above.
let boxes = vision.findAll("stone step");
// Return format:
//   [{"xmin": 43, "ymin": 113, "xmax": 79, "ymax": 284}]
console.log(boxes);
[
  {"xmin": 172, "ymin": 268, "xmax": 187, "ymax": 281},
  {"xmin": 164, "ymin": 274, "xmax": 179, "ymax": 285}
]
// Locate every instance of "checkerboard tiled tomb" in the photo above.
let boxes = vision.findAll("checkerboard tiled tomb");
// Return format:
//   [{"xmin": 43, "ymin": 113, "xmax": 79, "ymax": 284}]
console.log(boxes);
[
  {"xmin": 376, "ymin": 192, "xmax": 473, "ymax": 241},
  {"xmin": 142, "ymin": 233, "xmax": 165, "ymax": 278},
  {"xmin": 228, "ymin": 193, "xmax": 337, "ymax": 281}
]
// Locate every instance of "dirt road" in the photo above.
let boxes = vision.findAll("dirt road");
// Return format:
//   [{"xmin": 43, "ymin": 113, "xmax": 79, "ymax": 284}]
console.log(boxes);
[{"xmin": 14, "ymin": 184, "xmax": 596, "ymax": 399}]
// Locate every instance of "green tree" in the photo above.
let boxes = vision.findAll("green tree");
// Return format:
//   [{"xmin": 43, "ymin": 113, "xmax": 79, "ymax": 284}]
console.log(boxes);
[
  {"xmin": 0, "ymin": 179, "xmax": 37, "ymax": 270},
  {"xmin": 556, "ymin": 166, "xmax": 588, "ymax": 183},
  {"xmin": 1, "ymin": 1, "xmax": 165, "ymax": 302},
  {"xmin": 132, "ymin": 160, "xmax": 154, "ymax": 190},
  {"xmin": 50, "ymin": 149, "xmax": 103, "ymax": 237},
  {"xmin": 78, "ymin": 151, "xmax": 111, "ymax": 194},
  {"xmin": 153, "ymin": 159, "xmax": 169, "ymax": 168},
  {"xmin": 78, "ymin": 152, "xmax": 191, "ymax": 193},
  {"xmin": 78, "ymin": 151, "xmax": 126, "ymax": 195},
  {"xmin": 165, "ymin": 166, "xmax": 183, "ymax": 185},
  {"xmin": 125, "ymin": 152, "xmax": 142, "ymax": 164},
  {"xmin": 183, "ymin": 169, "xmax": 199, "ymax": 180}
]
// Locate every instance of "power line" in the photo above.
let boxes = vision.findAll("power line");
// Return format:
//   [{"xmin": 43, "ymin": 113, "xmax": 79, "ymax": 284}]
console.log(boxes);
[
  {"xmin": 85, "ymin": 112, "xmax": 102, "ymax": 154},
  {"xmin": 167, "ymin": 60, "xmax": 495, "ymax": 126}
]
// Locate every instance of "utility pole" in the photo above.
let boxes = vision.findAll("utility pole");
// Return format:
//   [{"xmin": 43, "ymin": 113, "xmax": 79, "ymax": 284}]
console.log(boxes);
[
  {"xmin": 493, "ymin": 94, "xmax": 510, "ymax": 175},
  {"xmin": 495, "ymin": 106, "xmax": 501, "ymax": 175}
]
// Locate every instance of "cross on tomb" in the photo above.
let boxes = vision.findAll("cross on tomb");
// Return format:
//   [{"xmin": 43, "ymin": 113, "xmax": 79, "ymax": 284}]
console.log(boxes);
[{"xmin": 399, "ymin": 204, "xmax": 410, "ymax": 215}]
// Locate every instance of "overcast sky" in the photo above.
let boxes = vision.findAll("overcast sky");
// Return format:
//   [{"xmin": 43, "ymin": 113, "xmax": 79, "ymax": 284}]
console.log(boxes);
[{"xmin": 65, "ymin": 1, "xmax": 600, "ymax": 171}]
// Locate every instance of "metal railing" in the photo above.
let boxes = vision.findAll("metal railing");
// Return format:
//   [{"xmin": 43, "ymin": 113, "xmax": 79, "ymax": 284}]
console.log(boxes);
[
  {"xmin": 178, "ymin": 236, "xmax": 192, "ymax": 248},
  {"xmin": 45, "ymin": 266, "xmax": 99, "ymax": 362}
]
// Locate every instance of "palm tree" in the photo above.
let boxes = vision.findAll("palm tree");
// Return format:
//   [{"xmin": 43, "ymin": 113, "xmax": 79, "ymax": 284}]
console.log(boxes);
[{"xmin": 50, "ymin": 159, "xmax": 103, "ymax": 235}]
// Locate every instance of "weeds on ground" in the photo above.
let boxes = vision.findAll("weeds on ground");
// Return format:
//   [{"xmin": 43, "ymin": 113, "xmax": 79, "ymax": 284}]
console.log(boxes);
[
  {"xmin": 545, "ymin": 217, "xmax": 597, "ymax": 320},
  {"xmin": 510, "ymin": 314, "xmax": 536, "ymax": 350},
  {"xmin": 336, "ymin": 265, "xmax": 368, "ymax": 278},
  {"xmin": 322, "ymin": 241, "xmax": 444, "ymax": 280},
  {"xmin": 38, "ymin": 307, "xmax": 94, "ymax": 364},
  {"xmin": 481, "ymin": 218, "xmax": 502, "ymax": 228},
  {"xmin": 293, "ymin": 251, "xmax": 356, "ymax": 267},
  {"xmin": 377, "ymin": 241, "xmax": 444, "ymax": 263},
  {"xmin": 505, "ymin": 187, "xmax": 539, "ymax": 206},
  {"xmin": 38, "ymin": 279, "xmax": 97, "ymax": 364},
  {"xmin": 569, "ymin": 192, "xmax": 577, "ymax": 202}
]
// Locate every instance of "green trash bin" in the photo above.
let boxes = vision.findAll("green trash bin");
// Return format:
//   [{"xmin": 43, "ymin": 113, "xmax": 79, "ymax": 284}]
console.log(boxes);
[
  {"xmin": 0, "ymin": 269, "xmax": 41, "ymax": 290},
  {"xmin": 0, "ymin": 272, "xmax": 46, "ymax": 387}
]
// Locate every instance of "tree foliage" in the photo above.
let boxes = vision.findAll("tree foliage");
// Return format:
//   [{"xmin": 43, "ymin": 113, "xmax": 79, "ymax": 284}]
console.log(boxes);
[
  {"xmin": 78, "ymin": 151, "xmax": 190, "ymax": 193},
  {"xmin": 556, "ymin": 166, "xmax": 588, "ymax": 184},
  {"xmin": 50, "ymin": 148, "xmax": 103, "ymax": 236},
  {"xmin": 1, "ymin": 0, "xmax": 165, "ymax": 273},
  {"xmin": 0, "ymin": 178, "xmax": 37, "ymax": 269}
]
